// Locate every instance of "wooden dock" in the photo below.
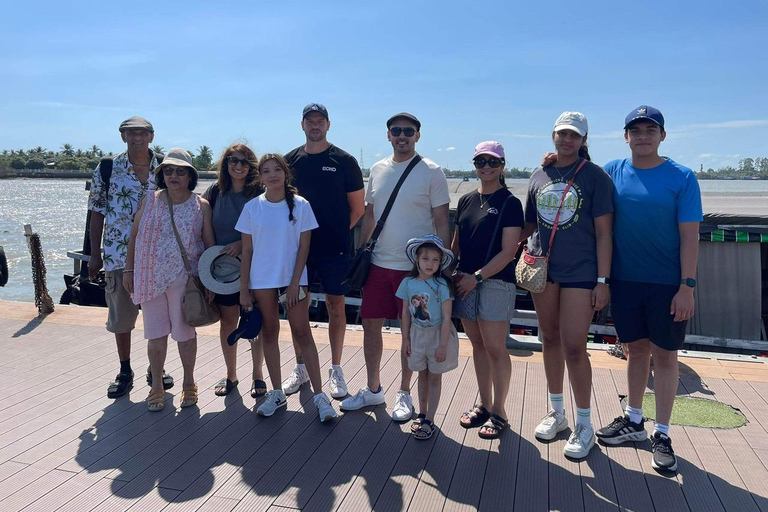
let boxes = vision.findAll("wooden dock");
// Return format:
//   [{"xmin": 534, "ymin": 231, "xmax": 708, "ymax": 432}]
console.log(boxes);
[{"xmin": 1, "ymin": 300, "xmax": 767, "ymax": 511}]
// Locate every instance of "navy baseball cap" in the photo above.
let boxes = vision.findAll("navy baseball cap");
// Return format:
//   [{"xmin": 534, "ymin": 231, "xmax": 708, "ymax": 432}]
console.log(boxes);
[
  {"xmin": 624, "ymin": 105, "xmax": 665, "ymax": 130},
  {"xmin": 302, "ymin": 103, "xmax": 329, "ymax": 120},
  {"xmin": 227, "ymin": 306, "xmax": 263, "ymax": 346}
]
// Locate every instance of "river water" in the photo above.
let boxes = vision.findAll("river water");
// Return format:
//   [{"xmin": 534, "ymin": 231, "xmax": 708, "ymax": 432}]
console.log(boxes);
[{"xmin": 1, "ymin": 177, "xmax": 767, "ymax": 304}]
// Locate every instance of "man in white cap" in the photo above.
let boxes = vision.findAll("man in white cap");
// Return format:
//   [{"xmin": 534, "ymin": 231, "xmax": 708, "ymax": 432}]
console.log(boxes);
[
  {"xmin": 341, "ymin": 112, "xmax": 450, "ymax": 421},
  {"xmin": 88, "ymin": 116, "xmax": 173, "ymax": 398}
]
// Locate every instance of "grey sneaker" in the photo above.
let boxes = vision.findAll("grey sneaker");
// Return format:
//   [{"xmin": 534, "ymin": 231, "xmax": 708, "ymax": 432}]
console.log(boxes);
[
  {"xmin": 534, "ymin": 410, "xmax": 569, "ymax": 440},
  {"xmin": 282, "ymin": 364, "xmax": 309, "ymax": 395},
  {"xmin": 392, "ymin": 390, "xmax": 414, "ymax": 422},
  {"xmin": 314, "ymin": 392, "xmax": 337, "ymax": 422},
  {"xmin": 329, "ymin": 366, "xmax": 348, "ymax": 399},
  {"xmin": 257, "ymin": 389, "xmax": 287, "ymax": 417},
  {"xmin": 340, "ymin": 386, "xmax": 386, "ymax": 411},
  {"xmin": 651, "ymin": 432, "xmax": 678, "ymax": 472},
  {"xmin": 564, "ymin": 423, "xmax": 595, "ymax": 459}
]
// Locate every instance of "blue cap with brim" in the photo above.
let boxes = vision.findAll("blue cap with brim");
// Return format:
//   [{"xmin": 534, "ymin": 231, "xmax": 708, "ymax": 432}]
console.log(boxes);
[
  {"xmin": 624, "ymin": 105, "xmax": 665, "ymax": 130},
  {"xmin": 227, "ymin": 306, "xmax": 263, "ymax": 346}
]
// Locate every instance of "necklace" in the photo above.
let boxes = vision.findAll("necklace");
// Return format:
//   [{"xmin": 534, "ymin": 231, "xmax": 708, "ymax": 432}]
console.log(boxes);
[
  {"xmin": 551, "ymin": 158, "xmax": 579, "ymax": 181},
  {"xmin": 419, "ymin": 275, "xmax": 440, "ymax": 298},
  {"xmin": 478, "ymin": 188, "xmax": 501, "ymax": 209}
]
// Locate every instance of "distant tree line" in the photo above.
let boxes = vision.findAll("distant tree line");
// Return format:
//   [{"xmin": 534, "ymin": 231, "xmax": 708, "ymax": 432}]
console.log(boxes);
[
  {"xmin": 0, "ymin": 144, "xmax": 215, "ymax": 173},
  {"xmin": 696, "ymin": 157, "xmax": 768, "ymax": 180}
]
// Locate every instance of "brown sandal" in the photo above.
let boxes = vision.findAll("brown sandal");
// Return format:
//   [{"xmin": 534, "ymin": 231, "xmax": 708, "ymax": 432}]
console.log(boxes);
[
  {"xmin": 180, "ymin": 384, "xmax": 198, "ymax": 408},
  {"xmin": 460, "ymin": 404, "xmax": 490, "ymax": 429},
  {"xmin": 147, "ymin": 389, "xmax": 165, "ymax": 412}
]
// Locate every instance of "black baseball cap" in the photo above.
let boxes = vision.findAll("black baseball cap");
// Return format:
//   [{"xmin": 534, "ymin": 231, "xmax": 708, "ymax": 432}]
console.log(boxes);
[
  {"xmin": 386, "ymin": 112, "xmax": 421, "ymax": 131},
  {"xmin": 624, "ymin": 105, "xmax": 665, "ymax": 130},
  {"xmin": 302, "ymin": 103, "xmax": 329, "ymax": 120}
]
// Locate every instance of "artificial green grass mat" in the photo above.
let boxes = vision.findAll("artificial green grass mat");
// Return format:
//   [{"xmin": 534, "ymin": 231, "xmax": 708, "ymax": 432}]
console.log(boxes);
[{"xmin": 637, "ymin": 393, "xmax": 747, "ymax": 429}]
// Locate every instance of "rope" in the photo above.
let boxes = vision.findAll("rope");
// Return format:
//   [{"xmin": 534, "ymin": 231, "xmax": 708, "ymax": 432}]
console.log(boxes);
[{"xmin": 28, "ymin": 232, "xmax": 54, "ymax": 315}]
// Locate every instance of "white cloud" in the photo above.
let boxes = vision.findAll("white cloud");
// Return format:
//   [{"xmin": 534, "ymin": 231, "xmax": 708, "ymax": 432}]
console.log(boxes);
[
  {"xmin": 445, "ymin": 147, "xmax": 456, "ymax": 151},
  {"xmin": 374, "ymin": 153, "xmax": 382, "ymax": 157}
]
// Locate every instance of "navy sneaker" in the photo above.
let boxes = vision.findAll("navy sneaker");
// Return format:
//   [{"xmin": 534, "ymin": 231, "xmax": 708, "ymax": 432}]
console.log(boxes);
[
  {"xmin": 596, "ymin": 415, "xmax": 647, "ymax": 444},
  {"xmin": 651, "ymin": 432, "xmax": 678, "ymax": 472}
]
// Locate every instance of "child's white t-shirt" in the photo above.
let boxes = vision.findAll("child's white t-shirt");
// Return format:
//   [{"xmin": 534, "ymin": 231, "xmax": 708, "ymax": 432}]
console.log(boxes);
[{"xmin": 235, "ymin": 194, "xmax": 318, "ymax": 289}]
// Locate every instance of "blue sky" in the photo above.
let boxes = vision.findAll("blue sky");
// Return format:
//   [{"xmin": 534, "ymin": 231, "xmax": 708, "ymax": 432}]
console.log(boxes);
[{"xmin": 1, "ymin": 1, "xmax": 766, "ymax": 171}]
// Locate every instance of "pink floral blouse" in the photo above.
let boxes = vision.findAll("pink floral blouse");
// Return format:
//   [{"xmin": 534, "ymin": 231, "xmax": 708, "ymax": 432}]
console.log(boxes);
[{"xmin": 133, "ymin": 191, "xmax": 204, "ymax": 304}]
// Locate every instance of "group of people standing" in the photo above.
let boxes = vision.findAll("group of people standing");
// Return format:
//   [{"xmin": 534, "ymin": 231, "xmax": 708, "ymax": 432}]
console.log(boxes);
[{"xmin": 88, "ymin": 102, "xmax": 701, "ymax": 474}]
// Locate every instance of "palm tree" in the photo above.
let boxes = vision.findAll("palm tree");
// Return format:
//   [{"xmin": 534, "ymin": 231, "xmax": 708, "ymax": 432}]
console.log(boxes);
[
  {"xmin": 195, "ymin": 145, "xmax": 213, "ymax": 171},
  {"xmin": 90, "ymin": 145, "xmax": 102, "ymax": 157},
  {"xmin": 151, "ymin": 144, "xmax": 164, "ymax": 155},
  {"xmin": 61, "ymin": 143, "xmax": 75, "ymax": 157},
  {"xmin": 33, "ymin": 146, "xmax": 46, "ymax": 155}
]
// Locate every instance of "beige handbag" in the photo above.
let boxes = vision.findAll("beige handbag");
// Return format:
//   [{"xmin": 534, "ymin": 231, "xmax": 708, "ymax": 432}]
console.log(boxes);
[
  {"xmin": 515, "ymin": 160, "xmax": 586, "ymax": 293},
  {"xmin": 166, "ymin": 191, "xmax": 220, "ymax": 327}
]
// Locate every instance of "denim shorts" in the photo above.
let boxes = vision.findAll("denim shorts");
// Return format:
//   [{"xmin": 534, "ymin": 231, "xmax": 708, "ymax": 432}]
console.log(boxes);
[{"xmin": 454, "ymin": 278, "xmax": 516, "ymax": 322}]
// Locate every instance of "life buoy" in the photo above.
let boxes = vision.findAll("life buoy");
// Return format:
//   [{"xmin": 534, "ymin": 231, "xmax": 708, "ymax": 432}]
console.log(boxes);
[{"xmin": 0, "ymin": 246, "xmax": 8, "ymax": 287}]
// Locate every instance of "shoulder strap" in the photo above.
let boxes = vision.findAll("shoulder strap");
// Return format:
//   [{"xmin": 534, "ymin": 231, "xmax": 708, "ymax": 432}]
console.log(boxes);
[
  {"xmin": 99, "ymin": 157, "xmax": 114, "ymax": 191},
  {"xmin": 165, "ymin": 191, "xmax": 192, "ymax": 273},
  {"xmin": 204, "ymin": 183, "xmax": 220, "ymax": 210},
  {"xmin": 546, "ymin": 159, "xmax": 587, "ymax": 257},
  {"xmin": 483, "ymin": 194, "xmax": 515, "ymax": 265},
  {"xmin": 369, "ymin": 155, "xmax": 422, "ymax": 247}
]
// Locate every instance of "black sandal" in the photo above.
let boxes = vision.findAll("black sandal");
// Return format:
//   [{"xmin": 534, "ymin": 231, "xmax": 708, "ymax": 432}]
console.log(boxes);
[
  {"xmin": 250, "ymin": 379, "xmax": 267, "ymax": 398},
  {"xmin": 215, "ymin": 378, "xmax": 239, "ymax": 396},
  {"xmin": 107, "ymin": 371, "xmax": 133, "ymax": 399},
  {"xmin": 411, "ymin": 413, "xmax": 426, "ymax": 433},
  {"xmin": 146, "ymin": 366, "xmax": 174, "ymax": 390},
  {"xmin": 413, "ymin": 420, "xmax": 435, "ymax": 440},
  {"xmin": 478, "ymin": 414, "xmax": 508, "ymax": 439},
  {"xmin": 460, "ymin": 404, "xmax": 490, "ymax": 429}
]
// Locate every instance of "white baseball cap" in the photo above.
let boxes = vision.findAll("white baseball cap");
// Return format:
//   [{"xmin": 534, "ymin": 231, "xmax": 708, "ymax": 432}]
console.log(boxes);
[{"xmin": 553, "ymin": 111, "xmax": 588, "ymax": 137}]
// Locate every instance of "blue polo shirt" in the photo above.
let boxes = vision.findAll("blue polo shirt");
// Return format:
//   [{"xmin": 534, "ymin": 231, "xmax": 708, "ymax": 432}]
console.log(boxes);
[{"xmin": 604, "ymin": 158, "xmax": 702, "ymax": 286}]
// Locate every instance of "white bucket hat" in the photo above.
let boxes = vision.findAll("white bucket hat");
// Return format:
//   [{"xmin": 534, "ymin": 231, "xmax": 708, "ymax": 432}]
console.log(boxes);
[
  {"xmin": 405, "ymin": 234, "xmax": 454, "ymax": 271},
  {"xmin": 198, "ymin": 246, "xmax": 241, "ymax": 295}
]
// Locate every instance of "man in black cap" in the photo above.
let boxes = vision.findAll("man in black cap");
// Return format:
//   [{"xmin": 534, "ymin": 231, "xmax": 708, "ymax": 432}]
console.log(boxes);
[
  {"xmin": 341, "ymin": 112, "xmax": 450, "ymax": 421},
  {"xmin": 88, "ymin": 116, "xmax": 173, "ymax": 398},
  {"xmin": 283, "ymin": 103, "xmax": 365, "ymax": 399}
]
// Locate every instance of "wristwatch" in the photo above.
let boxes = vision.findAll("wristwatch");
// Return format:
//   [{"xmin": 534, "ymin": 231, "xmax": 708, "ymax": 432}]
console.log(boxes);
[
  {"xmin": 474, "ymin": 271, "xmax": 483, "ymax": 284},
  {"xmin": 681, "ymin": 278, "xmax": 696, "ymax": 288},
  {"xmin": 597, "ymin": 277, "xmax": 610, "ymax": 284}
]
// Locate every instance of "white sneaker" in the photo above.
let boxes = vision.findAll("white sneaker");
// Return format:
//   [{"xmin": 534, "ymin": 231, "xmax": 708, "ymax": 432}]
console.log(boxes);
[
  {"xmin": 564, "ymin": 423, "xmax": 596, "ymax": 459},
  {"xmin": 392, "ymin": 390, "xmax": 414, "ymax": 422},
  {"xmin": 314, "ymin": 392, "xmax": 337, "ymax": 422},
  {"xmin": 329, "ymin": 366, "xmax": 348, "ymax": 399},
  {"xmin": 282, "ymin": 364, "xmax": 309, "ymax": 395},
  {"xmin": 534, "ymin": 410, "xmax": 569, "ymax": 440},
  {"xmin": 340, "ymin": 386, "xmax": 386, "ymax": 411},
  {"xmin": 257, "ymin": 389, "xmax": 287, "ymax": 417}
]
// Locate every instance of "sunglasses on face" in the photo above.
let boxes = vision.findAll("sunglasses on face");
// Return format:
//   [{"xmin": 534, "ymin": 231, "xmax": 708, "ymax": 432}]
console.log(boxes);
[
  {"xmin": 227, "ymin": 156, "xmax": 250, "ymax": 167},
  {"xmin": 162, "ymin": 166, "xmax": 188, "ymax": 176},
  {"xmin": 389, "ymin": 127, "xmax": 417, "ymax": 137},
  {"xmin": 473, "ymin": 157, "xmax": 504, "ymax": 169}
]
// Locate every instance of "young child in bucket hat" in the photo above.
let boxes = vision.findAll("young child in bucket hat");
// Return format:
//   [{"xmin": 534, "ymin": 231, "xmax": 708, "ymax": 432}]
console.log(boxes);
[{"xmin": 395, "ymin": 235, "xmax": 459, "ymax": 440}]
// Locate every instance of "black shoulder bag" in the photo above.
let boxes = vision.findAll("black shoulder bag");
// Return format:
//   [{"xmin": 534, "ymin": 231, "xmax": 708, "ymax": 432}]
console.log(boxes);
[{"xmin": 342, "ymin": 155, "xmax": 422, "ymax": 291}]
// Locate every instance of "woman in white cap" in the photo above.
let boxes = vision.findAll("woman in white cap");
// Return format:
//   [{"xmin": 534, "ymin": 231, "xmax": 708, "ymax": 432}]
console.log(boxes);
[
  {"xmin": 521, "ymin": 112, "xmax": 614, "ymax": 458},
  {"xmin": 452, "ymin": 141, "xmax": 524, "ymax": 439},
  {"xmin": 124, "ymin": 148, "xmax": 215, "ymax": 411},
  {"xmin": 203, "ymin": 144, "xmax": 266, "ymax": 399}
]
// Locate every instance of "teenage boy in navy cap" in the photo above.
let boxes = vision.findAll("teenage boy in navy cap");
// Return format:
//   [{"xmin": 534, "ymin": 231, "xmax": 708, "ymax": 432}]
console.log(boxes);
[{"xmin": 595, "ymin": 106, "xmax": 702, "ymax": 472}]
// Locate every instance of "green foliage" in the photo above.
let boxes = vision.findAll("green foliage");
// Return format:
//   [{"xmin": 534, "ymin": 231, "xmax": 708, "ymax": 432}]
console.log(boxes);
[
  {"xmin": 26, "ymin": 159, "xmax": 45, "ymax": 169},
  {"xmin": 10, "ymin": 158, "xmax": 26, "ymax": 169}
]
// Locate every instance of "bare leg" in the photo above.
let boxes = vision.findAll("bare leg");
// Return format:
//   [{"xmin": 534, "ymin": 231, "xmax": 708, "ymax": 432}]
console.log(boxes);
[
  {"xmin": 287, "ymin": 289, "xmax": 323, "ymax": 395},
  {"xmin": 417, "ymin": 370, "xmax": 429, "ymax": 415},
  {"xmin": 218, "ymin": 304, "xmax": 239, "ymax": 382},
  {"xmin": 477, "ymin": 318, "xmax": 511, "ymax": 420},
  {"xmin": 463, "ymin": 319, "xmax": 492, "ymax": 407},
  {"xmin": 254, "ymin": 289, "xmax": 282, "ymax": 390},
  {"xmin": 116, "ymin": 331, "xmax": 132, "ymax": 362},
  {"xmin": 400, "ymin": 351, "xmax": 414, "ymax": 392},
  {"xmin": 532, "ymin": 283, "xmax": 564, "ymax": 395},
  {"xmin": 326, "ymin": 294, "xmax": 347, "ymax": 366},
  {"xmin": 251, "ymin": 336, "xmax": 264, "ymax": 381},
  {"xmin": 362, "ymin": 318, "xmax": 385, "ymax": 390},
  {"xmin": 649, "ymin": 344, "xmax": 679, "ymax": 426},
  {"xmin": 559, "ymin": 288, "xmax": 594, "ymax": 410},
  {"xmin": 177, "ymin": 336, "xmax": 197, "ymax": 387},
  {"xmin": 626, "ymin": 339, "xmax": 652, "ymax": 410},
  {"xmin": 147, "ymin": 336, "xmax": 168, "ymax": 392}
]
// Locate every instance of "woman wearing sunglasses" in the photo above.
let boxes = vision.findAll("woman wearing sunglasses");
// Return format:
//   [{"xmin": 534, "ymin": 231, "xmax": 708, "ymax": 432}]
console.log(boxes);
[
  {"xmin": 451, "ymin": 141, "xmax": 524, "ymax": 439},
  {"xmin": 522, "ymin": 112, "xmax": 614, "ymax": 458},
  {"xmin": 124, "ymin": 148, "xmax": 215, "ymax": 411},
  {"xmin": 203, "ymin": 144, "xmax": 266, "ymax": 399}
]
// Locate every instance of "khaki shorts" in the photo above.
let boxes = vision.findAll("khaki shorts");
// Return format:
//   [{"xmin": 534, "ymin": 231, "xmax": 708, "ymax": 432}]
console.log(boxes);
[
  {"xmin": 407, "ymin": 323, "xmax": 459, "ymax": 374},
  {"xmin": 105, "ymin": 269, "xmax": 140, "ymax": 334}
]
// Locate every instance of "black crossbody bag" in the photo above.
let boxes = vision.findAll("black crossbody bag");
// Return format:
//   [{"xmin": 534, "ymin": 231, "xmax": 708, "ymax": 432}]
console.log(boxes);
[{"xmin": 342, "ymin": 155, "xmax": 422, "ymax": 291}]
